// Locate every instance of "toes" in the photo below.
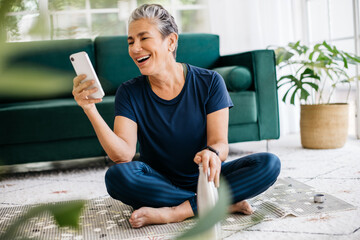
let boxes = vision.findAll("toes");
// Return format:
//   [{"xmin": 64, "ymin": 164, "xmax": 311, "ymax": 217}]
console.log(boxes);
[
  {"xmin": 242, "ymin": 203, "xmax": 254, "ymax": 215},
  {"xmin": 131, "ymin": 221, "xmax": 142, "ymax": 228},
  {"xmin": 243, "ymin": 208, "xmax": 253, "ymax": 215},
  {"xmin": 230, "ymin": 201, "xmax": 254, "ymax": 215},
  {"xmin": 129, "ymin": 212, "xmax": 137, "ymax": 221},
  {"xmin": 130, "ymin": 210, "xmax": 147, "ymax": 228},
  {"xmin": 129, "ymin": 216, "xmax": 143, "ymax": 228}
]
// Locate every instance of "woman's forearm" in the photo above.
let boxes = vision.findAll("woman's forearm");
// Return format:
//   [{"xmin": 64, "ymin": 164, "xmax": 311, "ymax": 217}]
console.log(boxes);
[{"xmin": 84, "ymin": 107, "xmax": 135, "ymax": 163}]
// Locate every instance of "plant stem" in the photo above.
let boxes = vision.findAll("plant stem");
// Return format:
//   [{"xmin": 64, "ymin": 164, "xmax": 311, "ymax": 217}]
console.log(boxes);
[
  {"xmin": 327, "ymin": 85, "xmax": 336, "ymax": 104},
  {"xmin": 327, "ymin": 76, "xmax": 341, "ymax": 104},
  {"xmin": 328, "ymin": 66, "xmax": 346, "ymax": 103},
  {"xmin": 346, "ymin": 81, "xmax": 352, "ymax": 103},
  {"xmin": 319, "ymin": 74, "xmax": 328, "ymax": 104}
]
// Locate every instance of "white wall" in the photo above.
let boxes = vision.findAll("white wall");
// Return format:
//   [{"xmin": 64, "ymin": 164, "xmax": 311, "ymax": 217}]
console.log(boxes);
[{"xmin": 208, "ymin": 0, "xmax": 309, "ymax": 135}]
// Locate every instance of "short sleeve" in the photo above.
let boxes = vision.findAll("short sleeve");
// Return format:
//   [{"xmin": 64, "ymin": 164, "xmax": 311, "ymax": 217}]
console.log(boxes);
[
  {"xmin": 114, "ymin": 84, "xmax": 137, "ymax": 123},
  {"xmin": 206, "ymin": 72, "xmax": 234, "ymax": 114}
]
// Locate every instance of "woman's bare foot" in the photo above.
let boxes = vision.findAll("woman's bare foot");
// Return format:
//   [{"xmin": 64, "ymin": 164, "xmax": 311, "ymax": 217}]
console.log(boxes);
[
  {"xmin": 129, "ymin": 201, "xmax": 194, "ymax": 228},
  {"xmin": 229, "ymin": 200, "xmax": 254, "ymax": 215}
]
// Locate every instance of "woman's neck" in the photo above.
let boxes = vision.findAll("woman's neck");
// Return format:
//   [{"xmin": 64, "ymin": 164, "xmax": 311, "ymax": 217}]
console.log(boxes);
[{"xmin": 147, "ymin": 61, "xmax": 185, "ymax": 100}]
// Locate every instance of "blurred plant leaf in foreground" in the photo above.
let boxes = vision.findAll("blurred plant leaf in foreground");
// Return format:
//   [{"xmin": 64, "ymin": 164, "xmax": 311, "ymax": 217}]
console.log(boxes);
[
  {"xmin": 177, "ymin": 177, "xmax": 231, "ymax": 240},
  {"xmin": 0, "ymin": 64, "xmax": 73, "ymax": 99},
  {"xmin": 0, "ymin": 200, "xmax": 86, "ymax": 240},
  {"xmin": 47, "ymin": 201, "xmax": 85, "ymax": 228}
]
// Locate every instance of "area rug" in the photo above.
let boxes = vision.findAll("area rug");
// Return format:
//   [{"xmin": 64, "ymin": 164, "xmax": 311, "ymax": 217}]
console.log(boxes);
[{"xmin": 0, "ymin": 178, "xmax": 355, "ymax": 240}]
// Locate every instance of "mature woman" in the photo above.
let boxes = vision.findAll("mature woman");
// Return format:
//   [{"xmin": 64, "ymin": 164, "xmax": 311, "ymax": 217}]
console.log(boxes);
[{"xmin": 72, "ymin": 4, "xmax": 280, "ymax": 229}]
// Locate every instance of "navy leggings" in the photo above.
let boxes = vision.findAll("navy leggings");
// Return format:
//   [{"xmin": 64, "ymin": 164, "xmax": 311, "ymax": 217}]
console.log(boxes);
[{"xmin": 105, "ymin": 152, "xmax": 281, "ymax": 215}]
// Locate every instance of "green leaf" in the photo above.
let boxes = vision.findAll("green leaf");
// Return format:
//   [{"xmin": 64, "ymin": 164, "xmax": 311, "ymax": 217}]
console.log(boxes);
[
  {"xmin": 316, "ymin": 53, "xmax": 331, "ymax": 64},
  {"xmin": 303, "ymin": 45, "xmax": 309, "ymax": 54},
  {"xmin": 290, "ymin": 87, "xmax": 298, "ymax": 105},
  {"xmin": 300, "ymin": 88, "xmax": 310, "ymax": 100},
  {"xmin": 48, "ymin": 201, "xmax": 86, "ymax": 229},
  {"xmin": 347, "ymin": 76, "xmax": 358, "ymax": 82},
  {"xmin": 278, "ymin": 75, "xmax": 297, "ymax": 82},
  {"xmin": 309, "ymin": 50, "xmax": 315, "ymax": 61},
  {"xmin": 344, "ymin": 52, "xmax": 360, "ymax": 63},
  {"xmin": 302, "ymin": 82, "xmax": 319, "ymax": 91},
  {"xmin": 278, "ymin": 80, "xmax": 292, "ymax": 89},
  {"xmin": 275, "ymin": 48, "xmax": 294, "ymax": 65},
  {"xmin": 0, "ymin": 0, "xmax": 18, "ymax": 42},
  {"xmin": 333, "ymin": 45, "xmax": 340, "ymax": 55},
  {"xmin": 177, "ymin": 177, "xmax": 231, "ymax": 240},
  {"xmin": 322, "ymin": 41, "xmax": 333, "ymax": 52},
  {"xmin": 0, "ymin": 201, "xmax": 86, "ymax": 240},
  {"xmin": 341, "ymin": 54, "xmax": 348, "ymax": 68},
  {"xmin": 314, "ymin": 43, "xmax": 321, "ymax": 51},
  {"xmin": 0, "ymin": 65, "xmax": 73, "ymax": 98},
  {"xmin": 282, "ymin": 85, "xmax": 296, "ymax": 104},
  {"xmin": 294, "ymin": 64, "xmax": 307, "ymax": 76},
  {"xmin": 275, "ymin": 39, "xmax": 360, "ymax": 105},
  {"xmin": 300, "ymin": 68, "xmax": 320, "ymax": 81}
]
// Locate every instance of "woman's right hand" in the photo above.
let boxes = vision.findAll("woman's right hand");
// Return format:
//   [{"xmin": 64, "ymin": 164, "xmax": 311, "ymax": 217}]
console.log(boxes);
[{"xmin": 72, "ymin": 74, "xmax": 102, "ymax": 111}]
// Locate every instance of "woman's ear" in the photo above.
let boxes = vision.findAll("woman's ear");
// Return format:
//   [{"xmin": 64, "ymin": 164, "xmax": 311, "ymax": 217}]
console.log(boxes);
[{"xmin": 168, "ymin": 32, "xmax": 178, "ymax": 52}]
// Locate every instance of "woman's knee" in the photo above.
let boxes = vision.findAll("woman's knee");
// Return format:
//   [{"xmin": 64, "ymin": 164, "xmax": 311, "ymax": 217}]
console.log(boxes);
[
  {"xmin": 261, "ymin": 152, "xmax": 281, "ymax": 177},
  {"xmin": 105, "ymin": 165, "xmax": 121, "ymax": 195},
  {"xmin": 105, "ymin": 161, "xmax": 149, "ymax": 190},
  {"xmin": 105, "ymin": 162, "xmax": 143, "ymax": 202},
  {"xmin": 105, "ymin": 162, "xmax": 135, "ymax": 191},
  {"xmin": 105, "ymin": 164, "xmax": 123, "ymax": 185}
]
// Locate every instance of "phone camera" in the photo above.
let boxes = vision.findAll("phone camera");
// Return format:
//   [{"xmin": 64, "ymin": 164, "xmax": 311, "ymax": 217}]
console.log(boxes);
[{"xmin": 70, "ymin": 57, "xmax": 74, "ymax": 61}]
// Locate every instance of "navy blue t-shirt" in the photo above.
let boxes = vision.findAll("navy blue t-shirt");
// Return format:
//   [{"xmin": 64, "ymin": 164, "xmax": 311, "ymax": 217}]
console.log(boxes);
[{"xmin": 115, "ymin": 64, "xmax": 233, "ymax": 190}]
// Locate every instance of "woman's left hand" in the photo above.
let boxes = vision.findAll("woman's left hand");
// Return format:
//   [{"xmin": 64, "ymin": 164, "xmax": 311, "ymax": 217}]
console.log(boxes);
[{"xmin": 194, "ymin": 150, "xmax": 221, "ymax": 188}]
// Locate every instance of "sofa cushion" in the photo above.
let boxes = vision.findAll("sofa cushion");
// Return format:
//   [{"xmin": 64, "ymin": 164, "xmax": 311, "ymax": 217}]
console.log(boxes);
[
  {"xmin": 229, "ymin": 91, "xmax": 257, "ymax": 125},
  {"xmin": 228, "ymin": 123, "xmax": 260, "ymax": 143},
  {"xmin": 176, "ymin": 34, "xmax": 220, "ymax": 69},
  {"xmin": 0, "ymin": 96, "xmax": 115, "ymax": 146},
  {"xmin": 0, "ymin": 137, "xmax": 106, "ymax": 165},
  {"xmin": 213, "ymin": 66, "xmax": 252, "ymax": 91},
  {"xmin": 1, "ymin": 39, "xmax": 95, "ymax": 103}
]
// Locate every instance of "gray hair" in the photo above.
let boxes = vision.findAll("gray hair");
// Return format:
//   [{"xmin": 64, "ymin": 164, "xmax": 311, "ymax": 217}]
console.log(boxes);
[{"xmin": 129, "ymin": 4, "xmax": 179, "ymax": 58}]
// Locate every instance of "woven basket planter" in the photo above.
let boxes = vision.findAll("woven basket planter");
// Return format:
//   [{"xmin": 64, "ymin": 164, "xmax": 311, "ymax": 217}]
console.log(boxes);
[{"xmin": 300, "ymin": 104, "xmax": 349, "ymax": 149}]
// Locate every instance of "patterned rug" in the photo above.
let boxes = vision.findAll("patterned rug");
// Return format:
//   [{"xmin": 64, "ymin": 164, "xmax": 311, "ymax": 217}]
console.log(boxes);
[{"xmin": 0, "ymin": 178, "xmax": 355, "ymax": 240}]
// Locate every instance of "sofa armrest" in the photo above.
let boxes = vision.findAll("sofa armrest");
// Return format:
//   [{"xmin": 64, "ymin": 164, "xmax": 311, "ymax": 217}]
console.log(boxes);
[{"xmin": 217, "ymin": 50, "xmax": 280, "ymax": 140}]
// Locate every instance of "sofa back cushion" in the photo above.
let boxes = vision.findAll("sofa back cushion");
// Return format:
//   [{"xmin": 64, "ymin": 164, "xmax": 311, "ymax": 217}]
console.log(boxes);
[
  {"xmin": 94, "ymin": 33, "xmax": 220, "ymax": 94},
  {"xmin": 176, "ymin": 34, "xmax": 220, "ymax": 69},
  {"xmin": 94, "ymin": 36, "xmax": 139, "ymax": 95},
  {"xmin": 1, "ymin": 39, "xmax": 94, "ymax": 103}
]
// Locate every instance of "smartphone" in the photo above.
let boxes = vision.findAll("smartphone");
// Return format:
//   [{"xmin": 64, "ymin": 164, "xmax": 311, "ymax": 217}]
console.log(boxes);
[{"xmin": 70, "ymin": 51, "xmax": 105, "ymax": 99}]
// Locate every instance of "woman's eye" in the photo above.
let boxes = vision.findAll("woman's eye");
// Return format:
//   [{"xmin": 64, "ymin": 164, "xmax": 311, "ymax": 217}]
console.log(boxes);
[
  {"xmin": 128, "ymin": 42, "xmax": 134, "ymax": 45},
  {"xmin": 141, "ymin": 37, "xmax": 148, "ymax": 41}
]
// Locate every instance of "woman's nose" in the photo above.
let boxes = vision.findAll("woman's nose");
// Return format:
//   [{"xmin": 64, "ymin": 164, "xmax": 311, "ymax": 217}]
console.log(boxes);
[{"xmin": 131, "ymin": 40, "xmax": 142, "ymax": 53}]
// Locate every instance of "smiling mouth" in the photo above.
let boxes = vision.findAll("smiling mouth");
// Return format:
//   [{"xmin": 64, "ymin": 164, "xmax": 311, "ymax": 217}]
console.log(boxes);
[{"xmin": 136, "ymin": 55, "xmax": 151, "ymax": 63}]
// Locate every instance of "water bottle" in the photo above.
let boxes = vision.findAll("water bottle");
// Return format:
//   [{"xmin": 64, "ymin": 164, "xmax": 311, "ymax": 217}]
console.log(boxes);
[{"xmin": 197, "ymin": 163, "xmax": 221, "ymax": 240}]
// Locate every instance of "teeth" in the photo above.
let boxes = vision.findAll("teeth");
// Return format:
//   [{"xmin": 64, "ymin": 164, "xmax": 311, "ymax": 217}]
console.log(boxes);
[{"xmin": 137, "ymin": 55, "xmax": 150, "ymax": 62}]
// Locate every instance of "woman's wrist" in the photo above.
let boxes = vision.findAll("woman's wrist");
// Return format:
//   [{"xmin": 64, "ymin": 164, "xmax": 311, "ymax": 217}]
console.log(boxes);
[
  {"xmin": 83, "ymin": 105, "xmax": 98, "ymax": 115},
  {"xmin": 204, "ymin": 145, "xmax": 219, "ymax": 156}
]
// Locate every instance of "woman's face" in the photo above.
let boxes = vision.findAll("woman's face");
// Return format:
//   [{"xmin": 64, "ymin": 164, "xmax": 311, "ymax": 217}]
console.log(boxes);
[{"xmin": 128, "ymin": 19, "xmax": 174, "ymax": 76}]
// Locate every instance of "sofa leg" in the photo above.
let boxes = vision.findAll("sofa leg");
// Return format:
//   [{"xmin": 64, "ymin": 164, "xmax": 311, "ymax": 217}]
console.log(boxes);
[{"xmin": 266, "ymin": 140, "xmax": 270, "ymax": 152}]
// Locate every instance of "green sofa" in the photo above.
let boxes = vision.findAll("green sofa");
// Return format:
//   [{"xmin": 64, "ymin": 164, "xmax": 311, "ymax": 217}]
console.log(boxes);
[{"xmin": 0, "ymin": 34, "xmax": 279, "ymax": 166}]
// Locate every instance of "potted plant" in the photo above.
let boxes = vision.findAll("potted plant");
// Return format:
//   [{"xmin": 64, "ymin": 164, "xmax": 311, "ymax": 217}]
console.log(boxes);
[{"xmin": 273, "ymin": 41, "xmax": 360, "ymax": 149}]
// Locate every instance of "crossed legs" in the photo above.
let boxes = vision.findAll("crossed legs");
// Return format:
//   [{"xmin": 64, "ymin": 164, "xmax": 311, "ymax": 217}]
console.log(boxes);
[{"xmin": 105, "ymin": 152, "xmax": 281, "ymax": 228}]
